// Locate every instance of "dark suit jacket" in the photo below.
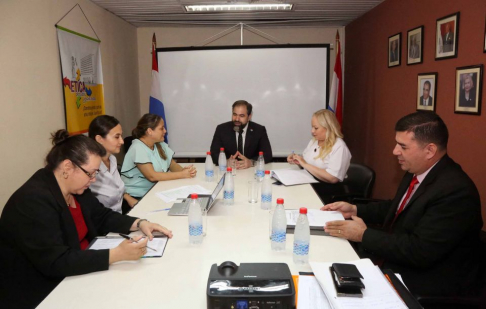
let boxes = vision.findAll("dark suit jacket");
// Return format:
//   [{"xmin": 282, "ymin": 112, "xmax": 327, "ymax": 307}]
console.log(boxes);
[
  {"xmin": 210, "ymin": 121, "xmax": 272, "ymax": 164},
  {"xmin": 0, "ymin": 168, "xmax": 136, "ymax": 309},
  {"xmin": 356, "ymin": 155, "xmax": 482, "ymax": 297},
  {"xmin": 442, "ymin": 32, "xmax": 454, "ymax": 52},
  {"xmin": 459, "ymin": 90, "xmax": 476, "ymax": 108},
  {"xmin": 419, "ymin": 95, "xmax": 433, "ymax": 106}
]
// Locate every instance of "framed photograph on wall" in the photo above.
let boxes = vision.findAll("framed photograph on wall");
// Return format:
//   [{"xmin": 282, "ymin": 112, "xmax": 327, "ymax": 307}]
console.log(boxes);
[
  {"xmin": 417, "ymin": 73, "xmax": 437, "ymax": 111},
  {"xmin": 435, "ymin": 12, "xmax": 459, "ymax": 60},
  {"xmin": 455, "ymin": 65, "xmax": 483, "ymax": 115},
  {"xmin": 407, "ymin": 26, "xmax": 423, "ymax": 65},
  {"xmin": 388, "ymin": 33, "xmax": 401, "ymax": 68}
]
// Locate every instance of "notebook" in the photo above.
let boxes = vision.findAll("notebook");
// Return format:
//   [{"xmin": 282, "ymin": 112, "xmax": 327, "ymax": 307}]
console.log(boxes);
[{"xmin": 167, "ymin": 173, "xmax": 226, "ymax": 216}]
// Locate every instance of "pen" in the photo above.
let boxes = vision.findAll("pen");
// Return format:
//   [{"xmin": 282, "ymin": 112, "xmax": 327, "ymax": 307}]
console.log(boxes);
[
  {"xmin": 119, "ymin": 233, "xmax": 157, "ymax": 252},
  {"xmin": 384, "ymin": 274, "xmax": 403, "ymax": 301},
  {"xmin": 149, "ymin": 208, "xmax": 171, "ymax": 213}
]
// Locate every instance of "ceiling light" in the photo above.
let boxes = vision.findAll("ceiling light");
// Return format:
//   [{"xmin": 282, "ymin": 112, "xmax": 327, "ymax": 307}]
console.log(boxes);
[{"xmin": 185, "ymin": 3, "xmax": 293, "ymax": 12}]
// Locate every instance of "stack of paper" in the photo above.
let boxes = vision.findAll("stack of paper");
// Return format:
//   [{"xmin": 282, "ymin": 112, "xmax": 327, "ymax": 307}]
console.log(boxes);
[
  {"xmin": 271, "ymin": 169, "xmax": 318, "ymax": 186},
  {"xmin": 297, "ymin": 275, "xmax": 332, "ymax": 309},
  {"xmin": 308, "ymin": 259, "xmax": 408, "ymax": 309},
  {"xmin": 286, "ymin": 209, "xmax": 344, "ymax": 229},
  {"xmin": 155, "ymin": 185, "xmax": 212, "ymax": 203}
]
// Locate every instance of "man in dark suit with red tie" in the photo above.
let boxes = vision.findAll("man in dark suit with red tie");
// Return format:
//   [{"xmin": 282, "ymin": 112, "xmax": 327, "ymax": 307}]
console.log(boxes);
[
  {"xmin": 210, "ymin": 100, "xmax": 272, "ymax": 169},
  {"xmin": 442, "ymin": 23, "xmax": 454, "ymax": 53},
  {"xmin": 322, "ymin": 112, "xmax": 482, "ymax": 297}
]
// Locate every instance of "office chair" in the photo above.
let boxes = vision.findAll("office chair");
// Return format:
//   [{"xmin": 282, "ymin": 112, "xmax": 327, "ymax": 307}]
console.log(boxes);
[
  {"xmin": 416, "ymin": 231, "xmax": 486, "ymax": 309},
  {"xmin": 123, "ymin": 136, "xmax": 134, "ymax": 154},
  {"xmin": 330, "ymin": 163, "xmax": 376, "ymax": 203}
]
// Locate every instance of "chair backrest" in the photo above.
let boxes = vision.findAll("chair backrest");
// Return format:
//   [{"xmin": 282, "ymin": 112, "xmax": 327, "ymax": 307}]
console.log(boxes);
[
  {"xmin": 343, "ymin": 163, "xmax": 376, "ymax": 198},
  {"xmin": 123, "ymin": 136, "xmax": 134, "ymax": 154}
]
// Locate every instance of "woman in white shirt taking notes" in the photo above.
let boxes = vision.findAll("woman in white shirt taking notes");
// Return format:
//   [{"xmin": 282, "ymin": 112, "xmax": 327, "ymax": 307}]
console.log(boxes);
[{"xmin": 287, "ymin": 109, "xmax": 351, "ymax": 202}]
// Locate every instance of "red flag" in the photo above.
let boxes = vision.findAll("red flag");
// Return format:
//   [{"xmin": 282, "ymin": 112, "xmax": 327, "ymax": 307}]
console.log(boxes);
[{"xmin": 328, "ymin": 31, "xmax": 343, "ymax": 126}]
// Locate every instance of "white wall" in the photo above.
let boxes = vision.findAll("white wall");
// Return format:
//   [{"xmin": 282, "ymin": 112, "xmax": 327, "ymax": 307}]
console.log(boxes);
[
  {"xmin": 136, "ymin": 26, "xmax": 345, "ymax": 120},
  {"xmin": 0, "ymin": 0, "xmax": 140, "ymax": 211},
  {"xmin": 0, "ymin": 0, "xmax": 345, "ymax": 212}
]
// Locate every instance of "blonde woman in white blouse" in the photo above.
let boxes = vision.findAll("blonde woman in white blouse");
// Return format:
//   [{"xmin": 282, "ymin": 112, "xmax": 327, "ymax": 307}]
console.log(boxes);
[{"xmin": 288, "ymin": 109, "xmax": 351, "ymax": 201}]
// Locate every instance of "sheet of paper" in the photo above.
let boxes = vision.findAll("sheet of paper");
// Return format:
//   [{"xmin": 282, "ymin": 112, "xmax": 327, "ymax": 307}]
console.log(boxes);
[
  {"xmin": 286, "ymin": 209, "xmax": 344, "ymax": 227},
  {"xmin": 297, "ymin": 275, "xmax": 332, "ymax": 309},
  {"xmin": 155, "ymin": 185, "xmax": 212, "ymax": 203},
  {"xmin": 310, "ymin": 259, "xmax": 407, "ymax": 309},
  {"xmin": 271, "ymin": 169, "xmax": 319, "ymax": 186},
  {"xmin": 89, "ymin": 237, "xmax": 168, "ymax": 258}
]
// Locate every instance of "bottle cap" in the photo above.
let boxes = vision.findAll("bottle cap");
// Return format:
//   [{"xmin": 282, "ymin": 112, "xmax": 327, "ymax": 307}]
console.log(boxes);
[
  {"xmin": 227, "ymin": 167, "xmax": 232, "ymax": 172},
  {"xmin": 191, "ymin": 193, "xmax": 198, "ymax": 199},
  {"xmin": 277, "ymin": 198, "xmax": 284, "ymax": 204},
  {"xmin": 220, "ymin": 148, "xmax": 224, "ymax": 151},
  {"xmin": 265, "ymin": 170, "xmax": 270, "ymax": 175},
  {"xmin": 206, "ymin": 151, "xmax": 211, "ymax": 155},
  {"xmin": 259, "ymin": 151, "xmax": 263, "ymax": 155},
  {"xmin": 299, "ymin": 207, "xmax": 308, "ymax": 214}
]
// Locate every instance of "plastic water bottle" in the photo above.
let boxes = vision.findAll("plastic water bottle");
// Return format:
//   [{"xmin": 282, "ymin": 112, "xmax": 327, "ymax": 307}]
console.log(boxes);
[
  {"xmin": 218, "ymin": 148, "xmax": 227, "ymax": 172},
  {"xmin": 205, "ymin": 151, "xmax": 214, "ymax": 182},
  {"xmin": 261, "ymin": 170, "xmax": 272, "ymax": 210},
  {"xmin": 271, "ymin": 198, "xmax": 287, "ymax": 251},
  {"xmin": 188, "ymin": 193, "xmax": 203, "ymax": 245},
  {"xmin": 255, "ymin": 151, "xmax": 265, "ymax": 182},
  {"xmin": 223, "ymin": 167, "xmax": 234, "ymax": 206},
  {"xmin": 293, "ymin": 207, "xmax": 310, "ymax": 264}
]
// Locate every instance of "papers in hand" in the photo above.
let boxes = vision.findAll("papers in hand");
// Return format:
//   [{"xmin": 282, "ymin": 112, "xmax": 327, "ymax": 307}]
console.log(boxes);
[
  {"xmin": 155, "ymin": 185, "xmax": 212, "ymax": 203},
  {"xmin": 286, "ymin": 209, "xmax": 344, "ymax": 229},
  {"xmin": 310, "ymin": 259, "xmax": 407, "ymax": 309},
  {"xmin": 88, "ymin": 236, "xmax": 168, "ymax": 258},
  {"xmin": 271, "ymin": 169, "xmax": 318, "ymax": 186}
]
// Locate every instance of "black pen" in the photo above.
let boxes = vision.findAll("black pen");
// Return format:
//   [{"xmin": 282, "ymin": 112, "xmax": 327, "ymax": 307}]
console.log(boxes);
[{"xmin": 119, "ymin": 233, "xmax": 157, "ymax": 252}]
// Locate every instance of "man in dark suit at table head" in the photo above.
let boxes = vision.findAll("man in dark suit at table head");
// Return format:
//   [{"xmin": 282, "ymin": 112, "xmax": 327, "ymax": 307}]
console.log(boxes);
[
  {"xmin": 419, "ymin": 81, "xmax": 433, "ymax": 106},
  {"xmin": 210, "ymin": 100, "xmax": 272, "ymax": 169},
  {"xmin": 323, "ymin": 111, "xmax": 482, "ymax": 297}
]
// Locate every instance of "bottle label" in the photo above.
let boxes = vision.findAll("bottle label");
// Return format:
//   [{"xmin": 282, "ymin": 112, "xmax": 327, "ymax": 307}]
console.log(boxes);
[
  {"xmin": 205, "ymin": 170, "xmax": 214, "ymax": 177},
  {"xmin": 189, "ymin": 224, "xmax": 203, "ymax": 236},
  {"xmin": 293, "ymin": 242, "xmax": 310, "ymax": 256},
  {"xmin": 256, "ymin": 170, "xmax": 265, "ymax": 178},
  {"xmin": 223, "ymin": 190, "xmax": 234, "ymax": 199},
  {"xmin": 219, "ymin": 165, "xmax": 227, "ymax": 172},
  {"xmin": 261, "ymin": 194, "xmax": 272, "ymax": 203},
  {"xmin": 271, "ymin": 230, "xmax": 286, "ymax": 243}
]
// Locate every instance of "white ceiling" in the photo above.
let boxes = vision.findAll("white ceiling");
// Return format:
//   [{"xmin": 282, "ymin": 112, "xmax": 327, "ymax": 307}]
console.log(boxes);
[{"xmin": 90, "ymin": 0, "xmax": 385, "ymax": 27}]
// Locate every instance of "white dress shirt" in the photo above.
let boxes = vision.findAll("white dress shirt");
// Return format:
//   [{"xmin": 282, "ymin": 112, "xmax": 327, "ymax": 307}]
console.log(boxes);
[
  {"xmin": 235, "ymin": 123, "xmax": 249, "ymax": 155},
  {"xmin": 90, "ymin": 155, "xmax": 125, "ymax": 213},
  {"xmin": 302, "ymin": 138, "xmax": 352, "ymax": 182}
]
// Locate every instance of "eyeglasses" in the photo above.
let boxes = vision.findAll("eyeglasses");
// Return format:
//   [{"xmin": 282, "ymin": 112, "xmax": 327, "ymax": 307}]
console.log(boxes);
[{"xmin": 73, "ymin": 162, "xmax": 99, "ymax": 179}]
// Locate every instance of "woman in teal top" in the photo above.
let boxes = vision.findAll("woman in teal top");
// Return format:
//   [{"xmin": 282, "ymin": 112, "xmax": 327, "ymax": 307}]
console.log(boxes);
[{"xmin": 121, "ymin": 114, "xmax": 197, "ymax": 198}]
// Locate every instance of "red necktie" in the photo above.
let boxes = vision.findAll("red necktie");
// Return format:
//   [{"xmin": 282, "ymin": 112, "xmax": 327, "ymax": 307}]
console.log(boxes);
[{"xmin": 394, "ymin": 176, "xmax": 419, "ymax": 220}]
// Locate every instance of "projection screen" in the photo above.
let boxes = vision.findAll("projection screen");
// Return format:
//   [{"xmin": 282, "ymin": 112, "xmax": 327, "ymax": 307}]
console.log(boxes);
[{"xmin": 156, "ymin": 44, "xmax": 329, "ymax": 157}]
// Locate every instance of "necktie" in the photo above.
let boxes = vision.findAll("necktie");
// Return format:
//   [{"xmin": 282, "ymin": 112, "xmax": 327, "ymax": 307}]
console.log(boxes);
[
  {"xmin": 237, "ymin": 129, "xmax": 244, "ymax": 155},
  {"xmin": 393, "ymin": 176, "xmax": 419, "ymax": 222}
]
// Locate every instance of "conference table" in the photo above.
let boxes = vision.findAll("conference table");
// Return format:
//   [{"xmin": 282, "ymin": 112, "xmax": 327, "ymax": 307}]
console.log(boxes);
[{"xmin": 39, "ymin": 163, "xmax": 359, "ymax": 308}]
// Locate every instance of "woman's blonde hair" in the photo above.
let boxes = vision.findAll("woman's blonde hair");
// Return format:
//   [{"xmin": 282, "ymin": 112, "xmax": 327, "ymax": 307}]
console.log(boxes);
[{"xmin": 313, "ymin": 109, "xmax": 343, "ymax": 160}]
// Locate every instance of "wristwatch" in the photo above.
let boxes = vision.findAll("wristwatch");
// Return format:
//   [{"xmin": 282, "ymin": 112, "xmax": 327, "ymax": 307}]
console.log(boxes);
[{"xmin": 137, "ymin": 219, "xmax": 149, "ymax": 229}]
